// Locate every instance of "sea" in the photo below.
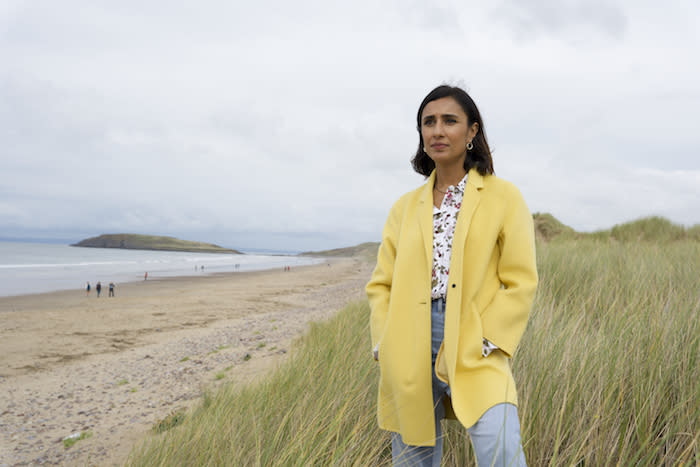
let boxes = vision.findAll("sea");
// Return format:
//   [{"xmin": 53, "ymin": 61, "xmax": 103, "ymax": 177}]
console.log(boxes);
[{"xmin": 0, "ymin": 241, "xmax": 323, "ymax": 298}]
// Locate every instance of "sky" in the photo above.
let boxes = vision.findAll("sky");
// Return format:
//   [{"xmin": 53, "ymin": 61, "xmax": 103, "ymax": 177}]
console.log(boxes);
[{"xmin": 1, "ymin": 0, "xmax": 698, "ymax": 252}]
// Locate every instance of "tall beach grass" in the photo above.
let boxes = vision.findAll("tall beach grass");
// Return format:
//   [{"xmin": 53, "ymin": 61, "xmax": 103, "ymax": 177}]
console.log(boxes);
[{"xmin": 127, "ymin": 238, "xmax": 699, "ymax": 466}]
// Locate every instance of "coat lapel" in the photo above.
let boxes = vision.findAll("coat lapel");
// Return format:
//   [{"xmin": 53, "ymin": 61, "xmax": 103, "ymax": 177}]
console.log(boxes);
[
  {"xmin": 417, "ymin": 170, "xmax": 437, "ymax": 270},
  {"xmin": 418, "ymin": 168, "xmax": 484, "ymax": 275},
  {"xmin": 451, "ymin": 168, "xmax": 483, "ymax": 258}
]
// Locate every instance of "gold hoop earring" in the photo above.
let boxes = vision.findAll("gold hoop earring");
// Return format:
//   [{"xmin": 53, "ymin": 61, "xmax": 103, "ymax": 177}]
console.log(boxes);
[{"xmin": 466, "ymin": 141, "xmax": 474, "ymax": 151}]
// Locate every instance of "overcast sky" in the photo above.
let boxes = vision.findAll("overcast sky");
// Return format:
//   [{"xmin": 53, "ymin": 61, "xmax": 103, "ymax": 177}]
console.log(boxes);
[{"xmin": 1, "ymin": 1, "xmax": 698, "ymax": 251}]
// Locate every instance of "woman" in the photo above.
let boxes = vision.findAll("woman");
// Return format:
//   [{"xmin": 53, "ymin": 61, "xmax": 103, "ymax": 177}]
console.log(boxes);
[{"xmin": 366, "ymin": 85, "xmax": 538, "ymax": 466}]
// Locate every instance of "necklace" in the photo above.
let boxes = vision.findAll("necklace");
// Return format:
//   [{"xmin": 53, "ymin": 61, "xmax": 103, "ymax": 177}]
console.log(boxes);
[{"xmin": 433, "ymin": 185, "xmax": 447, "ymax": 194}]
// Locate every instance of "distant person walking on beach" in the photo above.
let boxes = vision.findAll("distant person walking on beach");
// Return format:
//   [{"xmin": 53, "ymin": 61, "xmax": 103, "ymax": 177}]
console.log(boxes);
[
  {"xmin": 96, "ymin": 281, "xmax": 102, "ymax": 297},
  {"xmin": 86, "ymin": 282, "xmax": 91, "ymax": 297},
  {"xmin": 109, "ymin": 282, "xmax": 115, "ymax": 297},
  {"xmin": 366, "ymin": 85, "xmax": 537, "ymax": 466},
  {"xmin": 144, "ymin": 272, "xmax": 148, "ymax": 280}
]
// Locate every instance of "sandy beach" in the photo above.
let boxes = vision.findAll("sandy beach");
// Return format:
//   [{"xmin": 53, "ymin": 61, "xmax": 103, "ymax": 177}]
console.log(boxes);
[{"xmin": 0, "ymin": 257, "xmax": 373, "ymax": 466}]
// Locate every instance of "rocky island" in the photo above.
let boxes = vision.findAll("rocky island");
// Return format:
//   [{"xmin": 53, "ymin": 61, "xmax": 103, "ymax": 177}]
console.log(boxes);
[{"xmin": 71, "ymin": 234, "xmax": 242, "ymax": 254}]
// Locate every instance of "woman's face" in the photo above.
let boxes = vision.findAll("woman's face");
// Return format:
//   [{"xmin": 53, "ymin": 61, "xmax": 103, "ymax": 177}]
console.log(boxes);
[{"xmin": 421, "ymin": 96, "xmax": 478, "ymax": 168}]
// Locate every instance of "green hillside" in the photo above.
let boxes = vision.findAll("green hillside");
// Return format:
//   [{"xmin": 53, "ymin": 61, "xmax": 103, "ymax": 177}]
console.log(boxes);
[
  {"xmin": 534, "ymin": 213, "xmax": 700, "ymax": 243},
  {"xmin": 532, "ymin": 212, "xmax": 576, "ymax": 241},
  {"xmin": 71, "ymin": 234, "xmax": 242, "ymax": 254},
  {"xmin": 300, "ymin": 242, "xmax": 380, "ymax": 261},
  {"xmin": 302, "ymin": 215, "xmax": 699, "ymax": 261}
]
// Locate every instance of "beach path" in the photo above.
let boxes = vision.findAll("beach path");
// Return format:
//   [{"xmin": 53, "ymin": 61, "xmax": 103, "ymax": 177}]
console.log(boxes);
[{"xmin": 0, "ymin": 257, "xmax": 373, "ymax": 466}]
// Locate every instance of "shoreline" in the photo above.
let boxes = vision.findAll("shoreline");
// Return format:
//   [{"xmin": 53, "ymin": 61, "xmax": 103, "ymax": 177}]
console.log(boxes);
[
  {"xmin": 0, "ymin": 256, "xmax": 373, "ymax": 466},
  {"xmin": 0, "ymin": 258, "xmax": 327, "ymax": 304},
  {"xmin": 0, "ymin": 255, "xmax": 325, "ymax": 302},
  {"xmin": 69, "ymin": 245, "xmax": 241, "ymax": 254}
]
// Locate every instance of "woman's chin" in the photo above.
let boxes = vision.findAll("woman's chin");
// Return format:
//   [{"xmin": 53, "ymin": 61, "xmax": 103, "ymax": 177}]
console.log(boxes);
[{"xmin": 429, "ymin": 154, "xmax": 464, "ymax": 167}]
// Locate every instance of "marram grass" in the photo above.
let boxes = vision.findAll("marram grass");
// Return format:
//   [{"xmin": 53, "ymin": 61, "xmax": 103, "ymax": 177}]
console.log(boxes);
[
  {"xmin": 126, "ymin": 300, "xmax": 390, "ymax": 467},
  {"xmin": 127, "ymin": 239, "xmax": 699, "ymax": 466}
]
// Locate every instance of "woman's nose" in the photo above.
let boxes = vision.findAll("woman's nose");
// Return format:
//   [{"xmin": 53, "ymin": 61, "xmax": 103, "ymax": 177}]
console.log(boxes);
[{"xmin": 433, "ymin": 121, "xmax": 445, "ymax": 136}]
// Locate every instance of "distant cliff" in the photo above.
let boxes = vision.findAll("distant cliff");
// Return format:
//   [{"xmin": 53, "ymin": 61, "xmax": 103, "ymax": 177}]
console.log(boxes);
[
  {"xmin": 299, "ymin": 242, "xmax": 380, "ymax": 260},
  {"xmin": 71, "ymin": 234, "xmax": 242, "ymax": 254}
]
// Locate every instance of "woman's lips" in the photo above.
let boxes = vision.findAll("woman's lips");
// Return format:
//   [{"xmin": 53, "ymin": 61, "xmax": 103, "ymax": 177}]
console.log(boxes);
[{"xmin": 431, "ymin": 143, "xmax": 448, "ymax": 149}]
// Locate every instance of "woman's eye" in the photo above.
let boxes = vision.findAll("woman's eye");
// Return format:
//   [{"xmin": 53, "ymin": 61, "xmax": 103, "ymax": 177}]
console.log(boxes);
[{"xmin": 446, "ymin": 119, "xmax": 457, "ymax": 124}]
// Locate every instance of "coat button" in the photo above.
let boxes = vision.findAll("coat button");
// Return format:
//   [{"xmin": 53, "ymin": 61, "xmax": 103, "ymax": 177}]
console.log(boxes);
[{"xmin": 452, "ymin": 284, "xmax": 456, "ymax": 288}]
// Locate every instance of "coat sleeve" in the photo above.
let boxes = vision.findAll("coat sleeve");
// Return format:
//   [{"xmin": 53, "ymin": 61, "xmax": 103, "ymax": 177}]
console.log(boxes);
[
  {"xmin": 366, "ymin": 199, "xmax": 402, "ymax": 351},
  {"xmin": 480, "ymin": 186, "xmax": 538, "ymax": 358}
]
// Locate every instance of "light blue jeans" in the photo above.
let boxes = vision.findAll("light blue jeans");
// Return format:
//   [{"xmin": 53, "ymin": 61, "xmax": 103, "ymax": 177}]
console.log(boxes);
[{"xmin": 391, "ymin": 298, "xmax": 527, "ymax": 467}]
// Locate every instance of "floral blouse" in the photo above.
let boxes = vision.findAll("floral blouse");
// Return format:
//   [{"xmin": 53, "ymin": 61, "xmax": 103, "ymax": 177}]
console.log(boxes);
[{"xmin": 431, "ymin": 174, "xmax": 468, "ymax": 300}]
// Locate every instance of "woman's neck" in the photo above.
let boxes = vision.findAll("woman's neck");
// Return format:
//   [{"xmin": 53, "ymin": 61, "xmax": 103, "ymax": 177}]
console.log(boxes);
[{"xmin": 434, "ymin": 162, "xmax": 467, "ymax": 190}]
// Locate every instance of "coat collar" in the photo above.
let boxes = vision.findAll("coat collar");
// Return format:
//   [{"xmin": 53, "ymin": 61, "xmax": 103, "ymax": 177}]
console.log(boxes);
[
  {"xmin": 418, "ymin": 168, "xmax": 484, "ymax": 269},
  {"xmin": 418, "ymin": 168, "xmax": 484, "ymax": 203}
]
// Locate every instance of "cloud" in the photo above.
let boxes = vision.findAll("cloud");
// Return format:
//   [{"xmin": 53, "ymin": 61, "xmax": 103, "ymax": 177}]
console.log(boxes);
[
  {"xmin": 491, "ymin": 0, "xmax": 628, "ymax": 43},
  {"xmin": 0, "ymin": 1, "xmax": 698, "ymax": 250}
]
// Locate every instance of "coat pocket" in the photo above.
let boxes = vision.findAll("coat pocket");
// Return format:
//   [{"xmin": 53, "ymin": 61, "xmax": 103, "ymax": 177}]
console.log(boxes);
[{"xmin": 459, "ymin": 302, "xmax": 485, "ymax": 366}]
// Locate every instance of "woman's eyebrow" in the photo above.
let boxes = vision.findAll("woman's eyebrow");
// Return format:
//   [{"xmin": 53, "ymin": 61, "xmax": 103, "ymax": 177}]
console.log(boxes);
[{"xmin": 423, "ymin": 113, "xmax": 460, "ymax": 121}]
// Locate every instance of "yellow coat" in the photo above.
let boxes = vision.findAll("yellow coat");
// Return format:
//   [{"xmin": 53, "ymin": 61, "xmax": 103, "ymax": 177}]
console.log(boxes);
[{"xmin": 366, "ymin": 168, "xmax": 538, "ymax": 446}]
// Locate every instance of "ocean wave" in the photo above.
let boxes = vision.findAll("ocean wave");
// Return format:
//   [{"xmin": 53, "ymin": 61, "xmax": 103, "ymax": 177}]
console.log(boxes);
[{"xmin": 0, "ymin": 261, "xmax": 140, "ymax": 269}]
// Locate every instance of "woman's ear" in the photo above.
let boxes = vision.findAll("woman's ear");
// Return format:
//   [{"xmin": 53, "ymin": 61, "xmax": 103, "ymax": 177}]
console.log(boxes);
[{"xmin": 470, "ymin": 122, "xmax": 480, "ymax": 139}]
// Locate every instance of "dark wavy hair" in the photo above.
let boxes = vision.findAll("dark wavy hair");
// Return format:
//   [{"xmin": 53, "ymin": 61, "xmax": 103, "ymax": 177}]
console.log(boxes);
[{"xmin": 411, "ymin": 85, "xmax": 494, "ymax": 177}]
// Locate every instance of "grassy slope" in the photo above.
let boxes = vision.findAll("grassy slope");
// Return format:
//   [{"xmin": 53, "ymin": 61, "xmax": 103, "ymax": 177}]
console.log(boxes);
[
  {"xmin": 71, "ymin": 234, "xmax": 242, "ymax": 254},
  {"xmin": 300, "ymin": 242, "xmax": 380, "ymax": 261},
  {"xmin": 534, "ymin": 214, "xmax": 700, "ymax": 243},
  {"xmin": 127, "ymin": 236, "xmax": 700, "ymax": 466},
  {"xmin": 302, "ymin": 215, "xmax": 700, "ymax": 261}
]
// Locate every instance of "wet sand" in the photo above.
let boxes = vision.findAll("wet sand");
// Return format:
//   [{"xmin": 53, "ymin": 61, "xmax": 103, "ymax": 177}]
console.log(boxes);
[{"xmin": 0, "ymin": 257, "xmax": 373, "ymax": 466}]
